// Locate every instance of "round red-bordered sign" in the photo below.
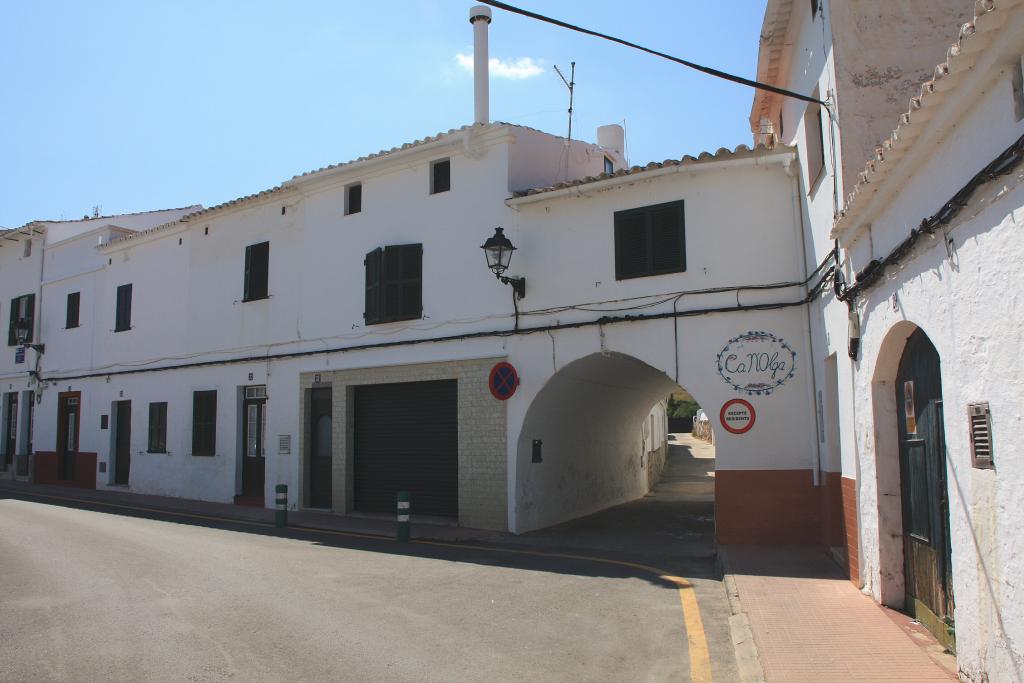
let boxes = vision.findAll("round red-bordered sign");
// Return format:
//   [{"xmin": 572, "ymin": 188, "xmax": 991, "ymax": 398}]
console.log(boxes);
[
  {"xmin": 488, "ymin": 362, "xmax": 520, "ymax": 400},
  {"xmin": 720, "ymin": 399, "xmax": 756, "ymax": 434}
]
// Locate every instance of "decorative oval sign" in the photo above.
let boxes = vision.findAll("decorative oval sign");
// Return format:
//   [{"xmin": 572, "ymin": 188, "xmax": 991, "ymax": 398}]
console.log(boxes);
[
  {"xmin": 489, "ymin": 362, "xmax": 519, "ymax": 400},
  {"xmin": 716, "ymin": 331, "xmax": 797, "ymax": 396},
  {"xmin": 720, "ymin": 399, "xmax": 756, "ymax": 434}
]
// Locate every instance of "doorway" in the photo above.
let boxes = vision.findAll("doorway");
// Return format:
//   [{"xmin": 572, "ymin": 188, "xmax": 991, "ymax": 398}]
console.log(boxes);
[
  {"xmin": 57, "ymin": 393, "xmax": 80, "ymax": 481},
  {"xmin": 3, "ymin": 392, "xmax": 16, "ymax": 470},
  {"xmin": 241, "ymin": 386, "xmax": 267, "ymax": 501},
  {"xmin": 307, "ymin": 387, "xmax": 332, "ymax": 509},
  {"xmin": 896, "ymin": 328, "xmax": 954, "ymax": 649},
  {"xmin": 113, "ymin": 400, "xmax": 131, "ymax": 485}
]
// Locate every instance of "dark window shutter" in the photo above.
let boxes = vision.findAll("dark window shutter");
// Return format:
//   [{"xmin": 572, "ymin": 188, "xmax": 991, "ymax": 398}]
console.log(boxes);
[
  {"xmin": 431, "ymin": 159, "xmax": 451, "ymax": 194},
  {"xmin": 650, "ymin": 205, "xmax": 685, "ymax": 273},
  {"xmin": 244, "ymin": 242, "xmax": 269, "ymax": 301},
  {"xmin": 149, "ymin": 402, "xmax": 167, "ymax": 453},
  {"xmin": 399, "ymin": 244, "xmax": 423, "ymax": 318},
  {"xmin": 347, "ymin": 184, "xmax": 362, "ymax": 215},
  {"xmin": 24, "ymin": 294, "xmax": 35, "ymax": 343},
  {"xmin": 364, "ymin": 248, "xmax": 383, "ymax": 324},
  {"xmin": 66, "ymin": 292, "xmax": 80, "ymax": 329},
  {"xmin": 614, "ymin": 200, "xmax": 685, "ymax": 280},
  {"xmin": 615, "ymin": 212, "xmax": 649, "ymax": 279},
  {"xmin": 192, "ymin": 391, "xmax": 216, "ymax": 456},
  {"xmin": 7, "ymin": 299, "xmax": 16, "ymax": 346},
  {"xmin": 115, "ymin": 284, "xmax": 132, "ymax": 332}
]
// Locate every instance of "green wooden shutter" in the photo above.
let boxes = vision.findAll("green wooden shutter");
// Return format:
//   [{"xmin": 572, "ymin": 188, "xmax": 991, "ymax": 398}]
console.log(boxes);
[
  {"xmin": 364, "ymin": 248, "xmax": 383, "ymax": 324},
  {"xmin": 24, "ymin": 294, "xmax": 35, "ymax": 343},
  {"xmin": 650, "ymin": 203, "xmax": 685, "ymax": 274},
  {"xmin": 399, "ymin": 244, "xmax": 423, "ymax": 319},
  {"xmin": 7, "ymin": 299, "xmax": 16, "ymax": 346},
  {"xmin": 244, "ymin": 241, "xmax": 269, "ymax": 301},
  {"xmin": 614, "ymin": 212, "xmax": 648, "ymax": 279}
]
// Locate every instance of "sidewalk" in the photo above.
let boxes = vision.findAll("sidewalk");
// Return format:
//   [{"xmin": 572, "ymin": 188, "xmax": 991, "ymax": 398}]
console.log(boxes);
[
  {"xmin": 722, "ymin": 545, "xmax": 957, "ymax": 682},
  {"xmin": 0, "ymin": 479, "xmax": 506, "ymax": 544}
]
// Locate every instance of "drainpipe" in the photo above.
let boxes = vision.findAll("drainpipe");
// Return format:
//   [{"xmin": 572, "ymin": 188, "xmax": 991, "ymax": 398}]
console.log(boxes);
[{"xmin": 787, "ymin": 162, "xmax": 823, "ymax": 487}]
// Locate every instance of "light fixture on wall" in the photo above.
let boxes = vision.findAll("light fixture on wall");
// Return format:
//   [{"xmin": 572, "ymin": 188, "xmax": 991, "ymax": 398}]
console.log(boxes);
[
  {"xmin": 15, "ymin": 318, "xmax": 44, "ymax": 354},
  {"xmin": 481, "ymin": 227, "xmax": 526, "ymax": 299}
]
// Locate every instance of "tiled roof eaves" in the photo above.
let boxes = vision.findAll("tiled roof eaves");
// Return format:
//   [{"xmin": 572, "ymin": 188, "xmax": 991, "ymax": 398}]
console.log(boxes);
[
  {"xmin": 105, "ymin": 122, "xmax": 542, "ymax": 247},
  {"xmin": 509, "ymin": 143, "xmax": 793, "ymax": 201},
  {"xmin": 750, "ymin": 0, "xmax": 795, "ymax": 132},
  {"xmin": 831, "ymin": 0, "xmax": 1018, "ymax": 239}
]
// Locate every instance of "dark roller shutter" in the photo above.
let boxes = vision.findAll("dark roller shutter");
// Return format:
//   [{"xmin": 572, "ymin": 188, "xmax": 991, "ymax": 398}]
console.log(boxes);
[{"xmin": 354, "ymin": 379, "xmax": 458, "ymax": 517}]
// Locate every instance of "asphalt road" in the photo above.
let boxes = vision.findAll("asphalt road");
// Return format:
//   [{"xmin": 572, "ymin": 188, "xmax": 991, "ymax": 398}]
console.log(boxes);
[{"xmin": 0, "ymin": 436, "xmax": 733, "ymax": 682}]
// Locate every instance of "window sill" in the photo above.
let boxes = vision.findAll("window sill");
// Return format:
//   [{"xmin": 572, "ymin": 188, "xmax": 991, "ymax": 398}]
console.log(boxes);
[
  {"xmin": 364, "ymin": 314, "xmax": 422, "ymax": 326},
  {"xmin": 113, "ymin": 327, "xmax": 132, "ymax": 333},
  {"xmin": 808, "ymin": 165, "xmax": 826, "ymax": 197},
  {"xmin": 191, "ymin": 452, "xmax": 216, "ymax": 457},
  {"xmin": 147, "ymin": 450, "xmax": 168, "ymax": 455},
  {"xmin": 615, "ymin": 268, "xmax": 687, "ymax": 282},
  {"xmin": 242, "ymin": 295, "xmax": 270, "ymax": 303},
  {"xmin": 66, "ymin": 325, "xmax": 80, "ymax": 330}
]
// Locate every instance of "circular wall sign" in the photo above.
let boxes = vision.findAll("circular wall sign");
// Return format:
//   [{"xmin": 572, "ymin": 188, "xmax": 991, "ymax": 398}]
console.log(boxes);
[
  {"xmin": 488, "ymin": 362, "xmax": 520, "ymax": 400},
  {"xmin": 716, "ymin": 330, "xmax": 797, "ymax": 396},
  {"xmin": 720, "ymin": 399, "xmax": 756, "ymax": 434}
]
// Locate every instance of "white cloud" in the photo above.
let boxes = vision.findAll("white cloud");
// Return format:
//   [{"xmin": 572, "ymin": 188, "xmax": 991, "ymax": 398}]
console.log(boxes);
[{"xmin": 455, "ymin": 53, "xmax": 544, "ymax": 80}]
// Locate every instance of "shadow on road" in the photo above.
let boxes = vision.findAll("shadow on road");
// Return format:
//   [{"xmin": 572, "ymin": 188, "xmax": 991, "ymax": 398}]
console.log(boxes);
[{"xmin": 0, "ymin": 434, "xmax": 718, "ymax": 590}]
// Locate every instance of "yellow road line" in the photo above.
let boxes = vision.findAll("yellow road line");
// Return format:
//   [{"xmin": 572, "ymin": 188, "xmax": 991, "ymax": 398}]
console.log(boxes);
[{"xmin": 4, "ymin": 489, "xmax": 712, "ymax": 681}]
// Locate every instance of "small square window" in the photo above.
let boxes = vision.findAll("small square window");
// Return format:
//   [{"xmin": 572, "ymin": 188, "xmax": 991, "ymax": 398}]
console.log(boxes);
[
  {"xmin": 346, "ymin": 183, "xmax": 362, "ymax": 215},
  {"xmin": 430, "ymin": 158, "xmax": 451, "ymax": 194}
]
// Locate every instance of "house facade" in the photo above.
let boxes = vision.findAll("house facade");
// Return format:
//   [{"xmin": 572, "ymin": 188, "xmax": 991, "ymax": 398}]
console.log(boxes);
[{"xmin": 752, "ymin": 0, "xmax": 1024, "ymax": 678}]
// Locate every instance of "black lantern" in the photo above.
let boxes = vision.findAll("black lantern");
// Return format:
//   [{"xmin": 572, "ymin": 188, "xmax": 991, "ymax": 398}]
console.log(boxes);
[
  {"xmin": 481, "ymin": 228, "xmax": 526, "ymax": 299},
  {"xmin": 15, "ymin": 318, "xmax": 44, "ymax": 353}
]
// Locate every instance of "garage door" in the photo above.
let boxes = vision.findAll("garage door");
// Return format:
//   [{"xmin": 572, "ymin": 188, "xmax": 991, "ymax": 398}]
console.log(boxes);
[{"xmin": 354, "ymin": 379, "xmax": 458, "ymax": 517}]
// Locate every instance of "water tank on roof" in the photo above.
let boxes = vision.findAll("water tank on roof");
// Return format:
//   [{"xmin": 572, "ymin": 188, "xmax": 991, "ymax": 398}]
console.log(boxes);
[{"xmin": 597, "ymin": 124, "xmax": 625, "ymax": 156}]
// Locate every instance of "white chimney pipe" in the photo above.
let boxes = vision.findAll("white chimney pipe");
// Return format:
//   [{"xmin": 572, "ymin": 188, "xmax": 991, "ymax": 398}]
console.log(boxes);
[{"xmin": 469, "ymin": 5, "xmax": 492, "ymax": 125}]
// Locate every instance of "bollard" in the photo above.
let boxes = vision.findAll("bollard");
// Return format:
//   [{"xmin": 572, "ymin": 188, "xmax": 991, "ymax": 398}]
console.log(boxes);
[
  {"xmin": 396, "ymin": 491, "xmax": 410, "ymax": 542},
  {"xmin": 275, "ymin": 484, "xmax": 288, "ymax": 528}
]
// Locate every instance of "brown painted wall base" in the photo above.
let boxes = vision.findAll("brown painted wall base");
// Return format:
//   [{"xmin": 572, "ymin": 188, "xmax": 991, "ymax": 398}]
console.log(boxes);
[
  {"xmin": 33, "ymin": 451, "xmax": 97, "ymax": 489},
  {"xmin": 716, "ymin": 469, "xmax": 822, "ymax": 544},
  {"xmin": 716, "ymin": 469, "xmax": 862, "ymax": 587}
]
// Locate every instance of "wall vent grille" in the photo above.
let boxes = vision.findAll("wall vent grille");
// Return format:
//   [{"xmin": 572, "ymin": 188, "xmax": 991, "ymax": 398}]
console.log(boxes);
[{"xmin": 968, "ymin": 402, "xmax": 993, "ymax": 469}]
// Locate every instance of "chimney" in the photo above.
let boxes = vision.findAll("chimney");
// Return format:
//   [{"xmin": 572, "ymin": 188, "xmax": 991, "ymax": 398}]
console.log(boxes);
[{"xmin": 469, "ymin": 5, "xmax": 492, "ymax": 125}]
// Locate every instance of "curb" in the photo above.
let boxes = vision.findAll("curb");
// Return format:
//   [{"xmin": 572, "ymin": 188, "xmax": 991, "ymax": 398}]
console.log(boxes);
[{"xmin": 718, "ymin": 547, "xmax": 766, "ymax": 683}]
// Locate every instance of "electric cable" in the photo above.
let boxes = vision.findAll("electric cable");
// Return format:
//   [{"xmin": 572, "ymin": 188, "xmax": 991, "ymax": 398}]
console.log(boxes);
[{"xmin": 476, "ymin": 0, "xmax": 826, "ymax": 107}]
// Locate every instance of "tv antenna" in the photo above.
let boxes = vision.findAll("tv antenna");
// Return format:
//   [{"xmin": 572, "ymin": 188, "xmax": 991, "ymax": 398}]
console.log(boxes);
[{"xmin": 553, "ymin": 62, "xmax": 575, "ymax": 144}]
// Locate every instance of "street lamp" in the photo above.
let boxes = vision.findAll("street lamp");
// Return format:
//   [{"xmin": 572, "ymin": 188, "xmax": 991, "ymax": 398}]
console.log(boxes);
[
  {"xmin": 15, "ymin": 318, "xmax": 44, "ymax": 354},
  {"xmin": 481, "ymin": 227, "xmax": 526, "ymax": 299}
]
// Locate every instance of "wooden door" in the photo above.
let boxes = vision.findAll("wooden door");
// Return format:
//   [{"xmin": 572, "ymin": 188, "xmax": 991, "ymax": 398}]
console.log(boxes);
[
  {"xmin": 3, "ymin": 393, "xmax": 16, "ymax": 468},
  {"xmin": 308, "ymin": 387, "xmax": 333, "ymax": 509},
  {"xmin": 57, "ymin": 393, "xmax": 80, "ymax": 481},
  {"xmin": 241, "ymin": 388, "xmax": 266, "ymax": 500},
  {"xmin": 114, "ymin": 400, "xmax": 131, "ymax": 485},
  {"xmin": 896, "ymin": 329, "xmax": 954, "ymax": 648}
]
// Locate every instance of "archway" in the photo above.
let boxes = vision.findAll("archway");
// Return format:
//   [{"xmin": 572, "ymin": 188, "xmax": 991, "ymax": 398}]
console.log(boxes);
[
  {"xmin": 870, "ymin": 322, "xmax": 954, "ymax": 648},
  {"xmin": 514, "ymin": 352, "xmax": 713, "ymax": 534}
]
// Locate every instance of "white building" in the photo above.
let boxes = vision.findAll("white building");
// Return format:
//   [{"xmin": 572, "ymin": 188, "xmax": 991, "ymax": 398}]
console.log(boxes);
[
  {"xmin": 752, "ymin": 0, "xmax": 1024, "ymax": 678},
  {"xmin": 4, "ymin": 7, "xmax": 830, "ymax": 546}
]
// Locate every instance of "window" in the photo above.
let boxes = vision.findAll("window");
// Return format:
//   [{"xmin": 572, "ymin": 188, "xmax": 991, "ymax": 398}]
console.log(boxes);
[
  {"xmin": 604, "ymin": 156, "xmax": 614, "ymax": 175},
  {"xmin": 66, "ymin": 292, "xmax": 80, "ymax": 329},
  {"xmin": 804, "ymin": 92, "xmax": 826, "ymax": 188},
  {"xmin": 345, "ymin": 183, "xmax": 362, "ymax": 215},
  {"xmin": 614, "ymin": 200, "xmax": 686, "ymax": 280},
  {"xmin": 148, "ymin": 402, "xmax": 167, "ymax": 453},
  {"xmin": 23, "ymin": 239, "xmax": 31, "ymax": 258},
  {"xmin": 243, "ymin": 241, "xmax": 270, "ymax": 302},
  {"xmin": 430, "ymin": 158, "xmax": 451, "ymax": 194},
  {"xmin": 114, "ymin": 284, "xmax": 132, "ymax": 332},
  {"xmin": 810, "ymin": 0, "xmax": 819, "ymax": 18},
  {"xmin": 7, "ymin": 294, "xmax": 35, "ymax": 346},
  {"xmin": 364, "ymin": 244, "xmax": 423, "ymax": 324},
  {"xmin": 191, "ymin": 390, "xmax": 217, "ymax": 456}
]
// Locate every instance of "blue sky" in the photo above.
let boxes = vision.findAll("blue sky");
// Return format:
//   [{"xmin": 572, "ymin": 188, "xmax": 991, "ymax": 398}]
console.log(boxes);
[{"xmin": 0, "ymin": 1, "xmax": 767, "ymax": 228}]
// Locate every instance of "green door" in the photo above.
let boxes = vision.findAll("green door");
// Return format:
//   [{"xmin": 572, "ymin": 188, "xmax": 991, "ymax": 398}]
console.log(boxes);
[{"xmin": 896, "ymin": 328, "xmax": 954, "ymax": 650}]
